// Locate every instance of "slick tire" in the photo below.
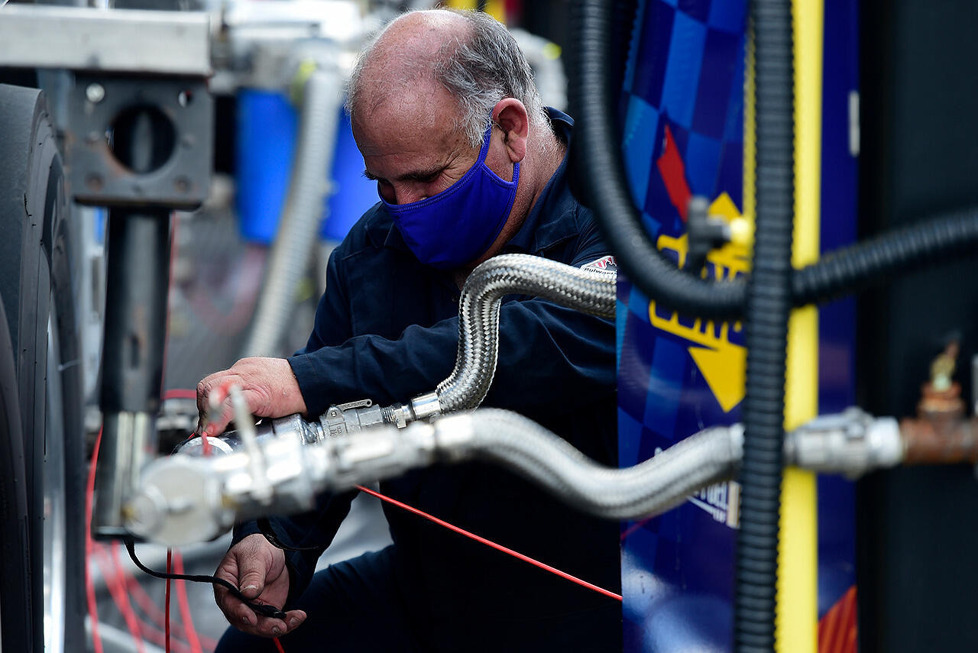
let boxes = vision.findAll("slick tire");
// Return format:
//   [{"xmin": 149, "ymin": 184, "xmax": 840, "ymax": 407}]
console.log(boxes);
[{"xmin": 0, "ymin": 83, "xmax": 86, "ymax": 653}]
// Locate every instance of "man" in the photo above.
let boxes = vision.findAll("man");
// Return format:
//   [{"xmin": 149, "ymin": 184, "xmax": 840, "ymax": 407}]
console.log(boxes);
[{"xmin": 199, "ymin": 9, "xmax": 621, "ymax": 651}]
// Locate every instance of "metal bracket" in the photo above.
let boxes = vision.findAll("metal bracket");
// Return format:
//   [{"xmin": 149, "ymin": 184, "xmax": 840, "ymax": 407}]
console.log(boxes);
[{"xmin": 66, "ymin": 75, "xmax": 212, "ymax": 208}]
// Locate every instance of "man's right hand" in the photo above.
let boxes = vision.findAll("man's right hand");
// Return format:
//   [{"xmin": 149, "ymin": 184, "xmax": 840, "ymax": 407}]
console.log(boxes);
[
  {"xmin": 196, "ymin": 357, "xmax": 308, "ymax": 435},
  {"xmin": 213, "ymin": 533, "xmax": 308, "ymax": 637}
]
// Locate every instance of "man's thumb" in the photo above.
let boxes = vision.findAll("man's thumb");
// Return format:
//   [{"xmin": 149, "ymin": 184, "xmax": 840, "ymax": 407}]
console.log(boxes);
[{"xmin": 237, "ymin": 564, "xmax": 266, "ymax": 599}]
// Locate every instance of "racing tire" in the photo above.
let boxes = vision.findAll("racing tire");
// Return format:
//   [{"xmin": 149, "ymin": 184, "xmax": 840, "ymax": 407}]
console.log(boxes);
[{"xmin": 0, "ymin": 84, "xmax": 86, "ymax": 653}]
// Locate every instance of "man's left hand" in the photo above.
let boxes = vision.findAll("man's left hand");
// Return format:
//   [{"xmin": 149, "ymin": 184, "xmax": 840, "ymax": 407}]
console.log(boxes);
[{"xmin": 196, "ymin": 357, "xmax": 308, "ymax": 435}]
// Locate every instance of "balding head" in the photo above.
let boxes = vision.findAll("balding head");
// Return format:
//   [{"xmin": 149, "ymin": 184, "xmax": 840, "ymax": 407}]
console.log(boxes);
[{"xmin": 346, "ymin": 9, "xmax": 547, "ymax": 148}]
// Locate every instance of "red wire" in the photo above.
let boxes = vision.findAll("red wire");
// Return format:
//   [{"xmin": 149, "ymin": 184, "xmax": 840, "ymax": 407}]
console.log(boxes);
[
  {"xmin": 354, "ymin": 485, "xmax": 623, "ymax": 602},
  {"xmin": 126, "ymin": 568, "xmax": 170, "ymax": 624},
  {"xmin": 85, "ymin": 428, "xmax": 105, "ymax": 653},
  {"xmin": 92, "ymin": 544, "xmax": 148, "ymax": 653},
  {"xmin": 124, "ymin": 564, "xmax": 183, "ymax": 633},
  {"xmin": 164, "ymin": 389, "xmax": 199, "ymax": 401},
  {"xmin": 123, "ymin": 577, "xmax": 199, "ymax": 653},
  {"xmin": 171, "ymin": 551, "xmax": 204, "ymax": 653},
  {"xmin": 165, "ymin": 550, "xmax": 172, "ymax": 653},
  {"xmin": 104, "ymin": 544, "xmax": 194, "ymax": 653},
  {"xmin": 143, "ymin": 623, "xmax": 193, "ymax": 653},
  {"xmin": 139, "ymin": 620, "xmax": 193, "ymax": 653},
  {"xmin": 274, "ymin": 637, "xmax": 286, "ymax": 653},
  {"xmin": 111, "ymin": 540, "xmax": 170, "ymax": 649}
]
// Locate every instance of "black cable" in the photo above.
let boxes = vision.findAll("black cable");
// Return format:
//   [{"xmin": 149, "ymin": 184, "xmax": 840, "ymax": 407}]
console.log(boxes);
[
  {"xmin": 124, "ymin": 540, "xmax": 288, "ymax": 621},
  {"xmin": 735, "ymin": 0, "xmax": 794, "ymax": 650},
  {"xmin": 791, "ymin": 207, "xmax": 978, "ymax": 305}
]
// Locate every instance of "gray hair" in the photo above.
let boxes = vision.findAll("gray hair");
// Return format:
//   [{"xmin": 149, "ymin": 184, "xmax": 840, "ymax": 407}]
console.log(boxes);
[{"xmin": 346, "ymin": 9, "xmax": 549, "ymax": 148}]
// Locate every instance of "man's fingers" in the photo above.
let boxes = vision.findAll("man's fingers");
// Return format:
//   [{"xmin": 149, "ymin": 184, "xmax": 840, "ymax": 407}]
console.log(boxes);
[
  {"xmin": 253, "ymin": 609, "xmax": 307, "ymax": 638},
  {"xmin": 284, "ymin": 609, "xmax": 307, "ymax": 631},
  {"xmin": 227, "ymin": 607, "xmax": 306, "ymax": 638},
  {"xmin": 203, "ymin": 398, "xmax": 234, "ymax": 436}
]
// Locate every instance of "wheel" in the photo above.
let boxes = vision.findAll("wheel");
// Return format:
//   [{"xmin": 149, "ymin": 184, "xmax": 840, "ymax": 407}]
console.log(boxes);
[
  {"xmin": 0, "ymin": 289, "xmax": 32, "ymax": 653},
  {"xmin": 0, "ymin": 84, "xmax": 85, "ymax": 653}
]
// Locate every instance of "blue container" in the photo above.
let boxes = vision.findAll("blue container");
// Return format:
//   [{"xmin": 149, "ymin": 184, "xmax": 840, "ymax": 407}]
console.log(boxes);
[
  {"xmin": 322, "ymin": 107, "xmax": 376, "ymax": 243},
  {"xmin": 236, "ymin": 89, "xmax": 298, "ymax": 244},
  {"xmin": 235, "ymin": 88, "xmax": 377, "ymax": 246}
]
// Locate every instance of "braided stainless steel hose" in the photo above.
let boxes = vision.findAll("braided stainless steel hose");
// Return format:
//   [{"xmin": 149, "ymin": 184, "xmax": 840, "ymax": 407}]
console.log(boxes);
[
  {"xmin": 243, "ymin": 68, "xmax": 343, "ymax": 357},
  {"xmin": 462, "ymin": 409, "xmax": 742, "ymax": 520},
  {"xmin": 434, "ymin": 253, "xmax": 616, "ymax": 414}
]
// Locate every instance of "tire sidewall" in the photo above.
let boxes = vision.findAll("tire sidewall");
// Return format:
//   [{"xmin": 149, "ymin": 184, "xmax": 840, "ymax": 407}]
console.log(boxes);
[{"xmin": 0, "ymin": 83, "xmax": 85, "ymax": 653}]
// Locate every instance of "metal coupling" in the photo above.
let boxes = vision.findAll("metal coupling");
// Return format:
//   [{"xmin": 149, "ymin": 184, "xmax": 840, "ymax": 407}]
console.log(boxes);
[
  {"xmin": 409, "ymin": 391, "xmax": 441, "ymax": 423},
  {"xmin": 126, "ymin": 414, "xmax": 475, "ymax": 546},
  {"xmin": 784, "ymin": 407, "xmax": 903, "ymax": 477}
]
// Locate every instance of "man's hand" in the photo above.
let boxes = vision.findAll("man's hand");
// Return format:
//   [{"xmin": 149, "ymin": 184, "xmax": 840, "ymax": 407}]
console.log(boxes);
[
  {"xmin": 214, "ymin": 534, "xmax": 307, "ymax": 637},
  {"xmin": 196, "ymin": 357, "xmax": 308, "ymax": 435}
]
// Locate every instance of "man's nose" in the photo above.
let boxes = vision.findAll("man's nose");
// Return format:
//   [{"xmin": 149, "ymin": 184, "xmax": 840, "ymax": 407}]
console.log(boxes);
[{"xmin": 392, "ymin": 184, "xmax": 428, "ymax": 205}]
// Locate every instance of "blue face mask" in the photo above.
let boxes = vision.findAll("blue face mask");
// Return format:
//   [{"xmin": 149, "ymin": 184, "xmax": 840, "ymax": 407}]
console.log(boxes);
[{"xmin": 380, "ymin": 124, "xmax": 520, "ymax": 270}]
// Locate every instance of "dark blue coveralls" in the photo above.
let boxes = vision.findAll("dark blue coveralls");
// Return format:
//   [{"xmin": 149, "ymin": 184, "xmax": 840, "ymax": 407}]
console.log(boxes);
[{"xmin": 218, "ymin": 111, "xmax": 622, "ymax": 652}]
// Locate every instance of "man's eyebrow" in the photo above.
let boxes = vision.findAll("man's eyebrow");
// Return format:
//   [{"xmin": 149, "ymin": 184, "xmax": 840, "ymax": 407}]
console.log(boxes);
[{"xmin": 363, "ymin": 166, "xmax": 445, "ymax": 183}]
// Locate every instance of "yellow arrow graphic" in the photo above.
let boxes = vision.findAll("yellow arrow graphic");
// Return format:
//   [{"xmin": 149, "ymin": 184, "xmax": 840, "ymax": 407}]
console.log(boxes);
[{"xmin": 688, "ymin": 342, "xmax": 746, "ymax": 413}]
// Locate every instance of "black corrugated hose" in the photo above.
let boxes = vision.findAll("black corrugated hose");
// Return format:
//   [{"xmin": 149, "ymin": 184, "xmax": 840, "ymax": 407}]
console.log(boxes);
[
  {"xmin": 567, "ymin": 0, "xmax": 747, "ymax": 320},
  {"xmin": 735, "ymin": 0, "xmax": 794, "ymax": 648},
  {"xmin": 791, "ymin": 208, "xmax": 978, "ymax": 305},
  {"xmin": 568, "ymin": 4, "xmax": 978, "ymax": 323}
]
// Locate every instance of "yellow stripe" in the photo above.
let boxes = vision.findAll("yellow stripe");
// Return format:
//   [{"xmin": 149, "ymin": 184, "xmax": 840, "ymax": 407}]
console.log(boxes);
[
  {"xmin": 776, "ymin": 0, "xmax": 823, "ymax": 650},
  {"xmin": 443, "ymin": 0, "xmax": 507, "ymax": 23},
  {"xmin": 484, "ymin": 0, "xmax": 506, "ymax": 22},
  {"xmin": 443, "ymin": 0, "xmax": 478, "ymax": 10}
]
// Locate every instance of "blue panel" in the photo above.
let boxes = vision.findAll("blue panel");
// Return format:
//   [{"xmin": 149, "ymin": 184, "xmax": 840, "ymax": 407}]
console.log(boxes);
[
  {"xmin": 684, "ymin": 131, "xmax": 723, "ymax": 198},
  {"xmin": 644, "ymin": 156, "xmax": 684, "ymax": 227},
  {"xmin": 661, "ymin": 11, "xmax": 707, "ymax": 129},
  {"xmin": 642, "ymin": 338, "xmax": 687, "ymax": 437},
  {"xmin": 622, "ymin": 96, "xmax": 661, "ymax": 208},
  {"xmin": 693, "ymin": 28, "xmax": 743, "ymax": 140},
  {"xmin": 618, "ymin": 408, "xmax": 647, "ymax": 468},
  {"xmin": 619, "ymin": 310, "xmax": 657, "ymax": 426},
  {"xmin": 677, "ymin": 0, "xmax": 710, "ymax": 24},
  {"xmin": 623, "ymin": 1, "xmax": 650, "ymax": 94},
  {"xmin": 707, "ymin": 0, "xmax": 747, "ymax": 33},
  {"xmin": 630, "ymin": 2, "xmax": 676, "ymax": 108},
  {"xmin": 815, "ymin": 0, "xmax": 860, "ymax": 627}
]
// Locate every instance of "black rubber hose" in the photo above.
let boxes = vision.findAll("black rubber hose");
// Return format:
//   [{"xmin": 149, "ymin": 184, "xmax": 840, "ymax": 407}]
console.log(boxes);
[
  {"xmin": 568, "ymin": 0, "xmax": 747, "ymax": 320},
  {"xmin": 735, "ymin": 0, "xmax": 794, "ymax": 649},
  {"xmin": 791, "ymin": 207, "xmax": 978, "ymax": 305},
  {"xmin": 567, "ymin": 2, "xmax": 978, "ymax": 323}
]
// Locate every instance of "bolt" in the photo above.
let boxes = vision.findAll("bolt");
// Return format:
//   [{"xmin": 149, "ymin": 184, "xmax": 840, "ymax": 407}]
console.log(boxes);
[
  {"xmin": 86, "ymin": 83, "xmax": 106, "ymax": 104},
  {"xmin": 174, "ymin": 176, "xmax": 191, "ymax": 193}
]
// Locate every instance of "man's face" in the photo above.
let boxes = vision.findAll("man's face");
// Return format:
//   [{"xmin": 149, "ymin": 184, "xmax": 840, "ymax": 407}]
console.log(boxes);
[{"xmin": 352, "ymin": 84, "xmax": 513, "ymax": 207}]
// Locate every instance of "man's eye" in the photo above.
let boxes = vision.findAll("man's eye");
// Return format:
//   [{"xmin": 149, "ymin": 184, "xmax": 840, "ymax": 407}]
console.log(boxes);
[{"xmin": 377, "ymin": 181, "xmax": 395, "ymax": 202}]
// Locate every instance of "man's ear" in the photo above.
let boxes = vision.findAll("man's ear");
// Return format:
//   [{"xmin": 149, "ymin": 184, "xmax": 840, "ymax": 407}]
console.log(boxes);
[{"xmin": 491, "ymin": 98, "xmax": 529, "ymax": 163}]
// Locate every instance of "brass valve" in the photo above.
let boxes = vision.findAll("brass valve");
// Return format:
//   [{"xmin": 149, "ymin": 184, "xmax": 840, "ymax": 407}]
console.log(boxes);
[{"xmin": 918, "ymin": 341, "xmax": 965, "ymax": 420}]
